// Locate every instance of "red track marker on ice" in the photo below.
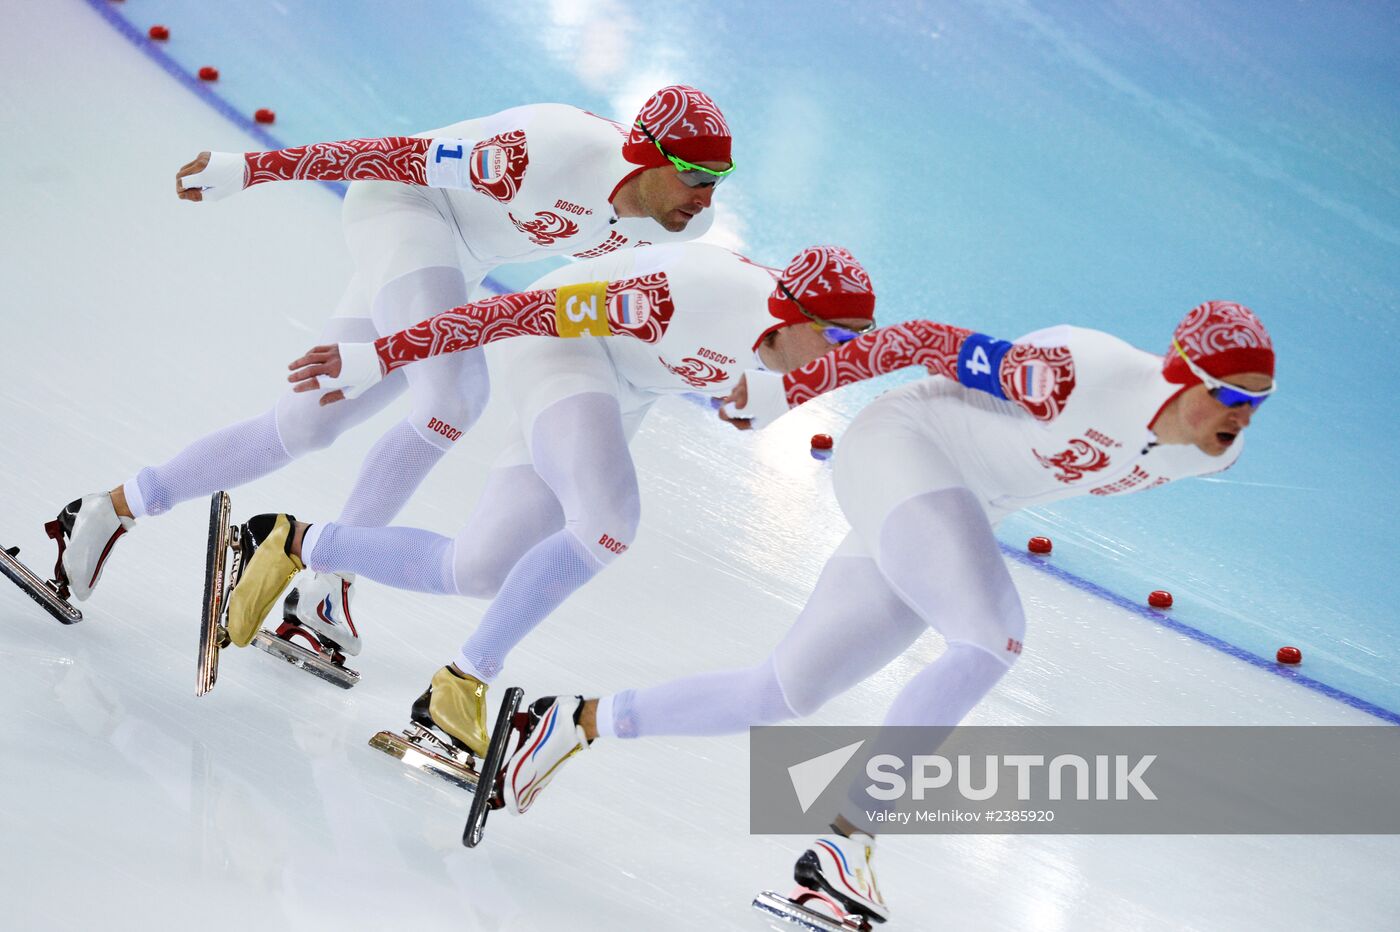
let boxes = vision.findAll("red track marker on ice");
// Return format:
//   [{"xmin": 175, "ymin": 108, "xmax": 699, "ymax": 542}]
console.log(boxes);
[
  {"xmin": 1028, "ymin": 536, "xmax": 1052, "ymax": 555},
  {"xmin": 1148, "ymin": 590, "xmax": 1173, "ymax": 609}
]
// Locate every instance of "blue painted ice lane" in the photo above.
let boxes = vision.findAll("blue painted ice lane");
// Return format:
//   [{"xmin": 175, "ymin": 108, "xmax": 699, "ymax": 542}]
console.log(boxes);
[{"xmin": 97, "ymin": 1, "xmax": 1400, "ymax": 712}]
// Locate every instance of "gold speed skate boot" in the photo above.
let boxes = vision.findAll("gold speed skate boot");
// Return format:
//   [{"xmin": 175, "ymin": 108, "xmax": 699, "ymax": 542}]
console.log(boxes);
[
  {"xmin": 225, "ymin": 514, "xmax": 304, "ymax": 648},
  {"xmin": 411, "ymin": 666, "xmax": 492, "ymax": 758}
]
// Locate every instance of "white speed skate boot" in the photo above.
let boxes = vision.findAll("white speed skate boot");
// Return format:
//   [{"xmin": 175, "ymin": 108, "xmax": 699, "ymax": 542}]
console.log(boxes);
[
  {"xmin": 281, "ymin": 570, "xmax": 361, "ymax": 656},
  {"xmin": 47, "ymin": 493, "xmax": 135, "ymax": 602},
  {"xmin": 793, "ymin": 831, "xmax": 889, "ymax": 924},
  {"xmin": 501, "ymin": 695, "xmax": 590, "ymax": 815}
]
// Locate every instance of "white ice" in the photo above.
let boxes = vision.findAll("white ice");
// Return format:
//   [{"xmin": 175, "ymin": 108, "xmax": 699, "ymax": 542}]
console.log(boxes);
[{"xmin": 1, "ymin": 4, "xmax": 1395, "ymax": 931}]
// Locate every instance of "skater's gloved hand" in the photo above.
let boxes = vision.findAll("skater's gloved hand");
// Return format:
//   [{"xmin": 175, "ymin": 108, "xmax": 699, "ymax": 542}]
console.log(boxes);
[
  {"xmin": 176, "ymin": 151, "xmax": 245, "ymax": 203},
  {"xmin": 288, "ymin": 342, "xmax": 384, "ymax": 405},
  {"xmin": 719, "ymin": 369, "xmax": 789, "ymax": 431}
]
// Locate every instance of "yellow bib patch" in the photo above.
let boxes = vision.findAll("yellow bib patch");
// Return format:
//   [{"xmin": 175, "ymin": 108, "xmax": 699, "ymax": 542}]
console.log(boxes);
[{"xmin": 554, "ymin": 281, "xmax": 613, "ymax": 338}]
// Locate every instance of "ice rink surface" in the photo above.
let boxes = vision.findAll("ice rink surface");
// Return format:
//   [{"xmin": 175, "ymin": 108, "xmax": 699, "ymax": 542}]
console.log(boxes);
[{"xmin": 2, "ymin": 2, "xmax": 1397, "ymax": 931}]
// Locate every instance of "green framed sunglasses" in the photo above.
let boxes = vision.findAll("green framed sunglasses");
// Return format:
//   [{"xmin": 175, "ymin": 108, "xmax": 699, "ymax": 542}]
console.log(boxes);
[{"xmin": 634, "ymin": 121, "xmax": 735, "ymax": 188}]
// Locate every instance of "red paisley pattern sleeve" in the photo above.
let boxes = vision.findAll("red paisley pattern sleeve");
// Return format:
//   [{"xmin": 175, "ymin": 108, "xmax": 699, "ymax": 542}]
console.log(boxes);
[
  {"xmin": 782, "ymin": 320, "xmax": 1076, "ymax": 422},
  {"xmin": 373, "ymin": 274, "xmax": 676, "ymax": 373},
  {"xmin": 243, "ymin": 137, "xmax": 430, "ymax": 188}
]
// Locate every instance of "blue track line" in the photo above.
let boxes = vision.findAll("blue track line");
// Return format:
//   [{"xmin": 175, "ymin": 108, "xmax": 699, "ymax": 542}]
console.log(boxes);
[
  {"xmin": 88, "ymin": 0, "xmax": 1399, "ymax": 727},
  {"xmin": 83, "ymin": 0, "xmax": 510, "ymax": 295},
  {"xmin": 1001, "ymin": 546, "xmax": 1400, "ymax": 725}
]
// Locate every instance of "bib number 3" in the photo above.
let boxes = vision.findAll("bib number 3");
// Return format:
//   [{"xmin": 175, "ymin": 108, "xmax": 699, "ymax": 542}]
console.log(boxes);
[{"xmin": 554, "ymin": 281, "xmax": 613, "ymax": 338}]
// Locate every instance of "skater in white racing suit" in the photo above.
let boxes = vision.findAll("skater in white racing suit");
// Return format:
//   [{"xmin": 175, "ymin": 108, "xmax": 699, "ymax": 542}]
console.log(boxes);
[
  {"xmin": 47, "ymin": 85, "xmax": 734, "ymax": 658},
  {"xmin": 223, "ymin": 244, "xmax": 879, "ymax": 758},
  {"xmin": 496, "ymin": 300, "xmax": 1276, "ymax": 925}
]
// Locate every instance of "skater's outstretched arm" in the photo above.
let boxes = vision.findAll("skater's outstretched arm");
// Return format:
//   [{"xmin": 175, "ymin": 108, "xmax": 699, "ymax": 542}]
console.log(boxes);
[
  {"xmin": 288, "ymin": 273, "xmax": 676, "ymax": 404},
  {"xmin": 175, "ymin": 134, "xmax": 485, "ymax": 202},
  {"xmin": 721, "ymin": 319, "xmax": 1078, "ymax": 428}
]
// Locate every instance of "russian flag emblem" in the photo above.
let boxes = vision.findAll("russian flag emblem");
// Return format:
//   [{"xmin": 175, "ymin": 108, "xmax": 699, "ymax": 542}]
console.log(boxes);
[
  {"xmin": 475, "ymin": 145, "xmax": 504, "ymax": 182},
  {"xmin": 611, "ymin": 290, "xmax": 650, "ymax": 327}
]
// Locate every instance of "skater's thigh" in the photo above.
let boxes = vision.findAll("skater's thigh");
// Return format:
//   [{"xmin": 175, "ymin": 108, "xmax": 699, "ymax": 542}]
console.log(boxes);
[
  {"xmin": 342, "ymin": 182, "xmax": 464, "ymax": 300},
  {"xmin": 274, "ymin": 281, "xmax": 407, "ymax": 456},
  {"xmin": 832, "ymin": 400, "xmax": 970, "ymax": 559},
  {"xmin": 773, "ymin": 543, "xmax": 927, "ymax": 716},
  {"xmin": 875, "ymin": 487, "xmax": 1025, "ymax": 660},
  {"xmin": 495, "ymin": 336, "xmax": 623, "ymax": 443},
  {"xmin": 366, "ymin": 266, "xmax": 489, "ymax": 447},
  {"xmin": 318, "ymin": 274, "xmax": 378, "ymax": 342},
  {"xmin": 527, "ymin": 391, "xmax": 635, "ymax": 506}
]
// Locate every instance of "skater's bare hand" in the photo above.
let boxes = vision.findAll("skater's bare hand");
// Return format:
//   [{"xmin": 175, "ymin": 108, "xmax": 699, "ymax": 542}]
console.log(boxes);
[
  {"xmin": 288, "ymin": 344, "xmax": 347, "ymax": 405},
  {"xmin": 718, "ymin": 376, "xmax": 753, "ymax": 431},
  {"xmin": 176, "ymin": 152, "xmax": 211, "ymax": 202}
]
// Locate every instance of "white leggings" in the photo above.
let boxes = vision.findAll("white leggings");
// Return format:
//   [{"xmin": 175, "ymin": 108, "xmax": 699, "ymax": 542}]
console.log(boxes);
[
  {"xmin": 306, "ymin": 338, "xmax": 653, "ymax": 679},
  {"xmin": 606, "ymin": 485, "xmax": 1025, "ymax": 739},
  {"xmin": 126, "ymin": 183, "xmax": 488, "ymax": 524}
]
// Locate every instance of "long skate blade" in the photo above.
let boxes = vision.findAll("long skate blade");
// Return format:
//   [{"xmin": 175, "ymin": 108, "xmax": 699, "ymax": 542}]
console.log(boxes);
[
  {"xmin": 368, "ymin": 730, "xmax": 480, "ymax": 792},
  {"xmin": 463, "ymin": 686, "xmax": 524, "ymax": 849},
  {"xmin": 0, "ymin": 544, "xmax": 82, "ymax": 624},
  {"xmin": 752, "ymin": 891, "xmax": 871, "ymax": 932},
  {"xmin": 196, "ymin": 492, "xmax": 231, "ymax": 697},
  {"xmin": 253, "ymin": 630, "xmax": 359, "ymax": 689}
]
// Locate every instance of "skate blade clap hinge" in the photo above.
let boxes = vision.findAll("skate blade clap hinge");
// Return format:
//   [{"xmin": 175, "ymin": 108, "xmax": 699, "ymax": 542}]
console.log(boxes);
[
  {"xmin": 0, "ymin": 537, "xmax": 83, "ymax": 625},
  {"xmin": 753, "ymin": 889, "xmax": 875, "ymax": 932},
  {"xmin": 196, "ymin": 492, "xmax": 358, "ymax": 697},
  {"xmin": 368, "ymin": 725, "xmax": 482, "ymax": 793},
  {"xmin": 253, "ymin": 626, "xmax": 359, "ymax": 689}
]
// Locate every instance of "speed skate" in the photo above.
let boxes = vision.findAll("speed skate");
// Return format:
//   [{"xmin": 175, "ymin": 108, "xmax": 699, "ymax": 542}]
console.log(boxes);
[
  {"xmin": 0, "ymin": 542, "xmax": 82, "ymax": 625},
  {"xmin": 753, "ymin": 888, "xmax": 876, "ymax": 932},
  {"xmin": 196, "ymin": 492, "xmax": 358, "ymax": 696},
  {"xmin": 368, "ymin": 686, "xmax": 524, "ymax": 808}
]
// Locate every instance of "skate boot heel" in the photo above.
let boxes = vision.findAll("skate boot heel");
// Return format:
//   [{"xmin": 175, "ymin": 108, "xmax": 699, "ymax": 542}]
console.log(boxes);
[
  {"xmin": 252, "ymin": 619, "xmax": 359, "ymax": 689},
  {"xmin": 42, "ymin": 517, "xmax": 73, "ymax": 601}
]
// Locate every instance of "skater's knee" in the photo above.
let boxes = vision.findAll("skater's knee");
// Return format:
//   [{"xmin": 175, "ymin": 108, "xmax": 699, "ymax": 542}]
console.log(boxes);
[
  {"xmin": 773, "ymin": 657, "xmax": 841, "ymax": 719},
  {"xmin": 567, "ymin": 508, "xmax": 639, "ymax": 566},
  {"xmin": 275, "ymin": 395, "xmax": 343, "ymax": 457},
  {"xmin": 407, "ymin": 367, "xmax": 488, "ymax": 452},
  {"xmin": 450, "ymin": 540, "xmax": 509, "ymax": 599},
  {"xmin": 950, "ymin": 626, "xmax": 1025, "ymax": 670},
  {"xmin": 563, "ymin": 482, "xmax": 640, "ymax": 566},
  {"xmin": 719, "ymin": 655, "xmax": 796, "ymax": 723}
]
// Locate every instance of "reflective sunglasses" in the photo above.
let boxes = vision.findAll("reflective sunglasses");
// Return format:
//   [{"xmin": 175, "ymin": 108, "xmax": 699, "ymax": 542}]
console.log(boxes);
[
  {"xmin": 635, "ymin": 121, "xmax": 736, "ymax": 188},
  {"xmin": 1172, "ymin": 340, "xmax": 1275, "ymax": 409},
  {"xmin": 778, "ymin": 281, "xmax": 875, "ymax": 344}
]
